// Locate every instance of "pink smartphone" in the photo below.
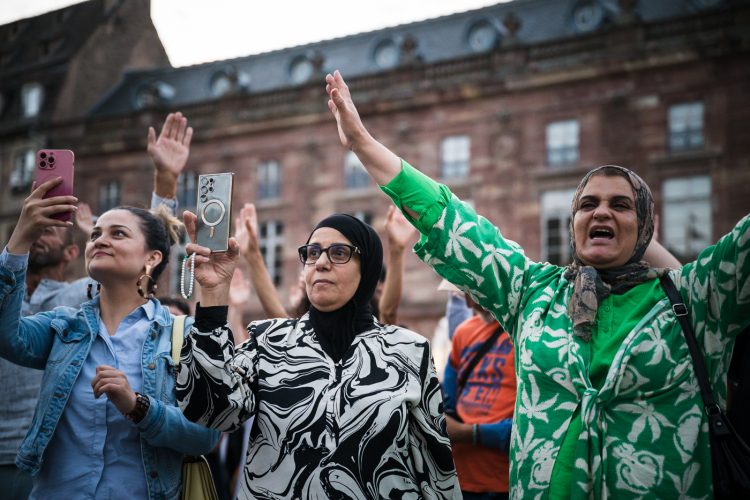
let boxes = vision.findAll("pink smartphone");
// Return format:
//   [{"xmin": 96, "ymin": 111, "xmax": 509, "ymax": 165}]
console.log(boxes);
[{"xmin": 35, "ymin": 149, "xmax": 75, "ymax": 221}]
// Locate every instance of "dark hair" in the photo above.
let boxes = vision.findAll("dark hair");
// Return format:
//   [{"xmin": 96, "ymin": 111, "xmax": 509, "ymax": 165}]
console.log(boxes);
[
  {"xmin": 159, "ymin": 296, "xmax": 191, "ymax": 315},
  {"xmin": 63, "ymin": 225, "xmax": 85, "ymax": 249},
  {"xmin": 112, "ymin": 205, "xmax": 183, "ymax": 282}
]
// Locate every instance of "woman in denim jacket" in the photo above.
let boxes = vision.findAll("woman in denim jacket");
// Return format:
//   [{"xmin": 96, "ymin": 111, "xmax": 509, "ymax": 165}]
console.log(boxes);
[{"xmin": 0, "ymin": 178, "xmax": 219, "ymax": 499}]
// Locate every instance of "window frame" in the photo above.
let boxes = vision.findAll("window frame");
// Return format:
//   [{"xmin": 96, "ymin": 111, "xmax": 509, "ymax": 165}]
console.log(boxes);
[
  {"xmin": 259, "ymin": 220, "xmax": 284, "ymax": 286},
  {"xmin": 546, "ymin": 119, "xmax": 580, "ymax": 168},
  {"xmin": 257, "ymin": 160, "xmax": 281, "ymax": 200},
  {"xmin": 668, "ymin": 101, "xmax": 704, "ymax": 153},
  {"xmin": 99, "ymin": 180, "xmax": 121, "ymax": 213},
  {"xmin": 344, "ymin": 151, "xmax": 371, "ymax": 189},
  {"xmin": 540, "ymin": 188, "xmax": 576, "ymax": 265},
  {"xmin": 21, "ymin": 82, "xmax": 44, "ymax": 118},
  {"xmin": 177, "ymin": 171, "xmax": 199, "ymax": 209},
  {"xmin": 10, "ymin": 148, "xmax": 35, "ymax": 194},
  {"xmin": 440, "ymin": 135, "xmax": 471, "ymax": 180},
  {"xmin": 661, "ymin": 175, "xmax": 712, "ymax": 261}
]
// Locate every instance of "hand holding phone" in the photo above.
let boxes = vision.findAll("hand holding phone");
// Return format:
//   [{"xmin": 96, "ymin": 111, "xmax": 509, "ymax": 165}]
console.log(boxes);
[
  {"xmin": 35, "ymin": 149, "xmax": 75, "ymax": 221},
  {"xmin": 196, "ymin": 173, "xmax": 234, "ymax": 252}
]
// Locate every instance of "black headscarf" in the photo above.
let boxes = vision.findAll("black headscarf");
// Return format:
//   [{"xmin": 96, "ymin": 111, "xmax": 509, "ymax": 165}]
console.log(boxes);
[
  {"xmin": 305, "ymin": 214, "xmax": 383, "ymax": 362},
  {"xmin": 563, "ymin": 165, "xmax": 669, "ymax": 342}
]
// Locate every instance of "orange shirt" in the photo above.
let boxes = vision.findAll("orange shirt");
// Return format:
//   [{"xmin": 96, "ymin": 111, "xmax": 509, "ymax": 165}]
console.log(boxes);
[{"xmin": 449, "ymin": 315, "xmax": 516, "ymax": 493}]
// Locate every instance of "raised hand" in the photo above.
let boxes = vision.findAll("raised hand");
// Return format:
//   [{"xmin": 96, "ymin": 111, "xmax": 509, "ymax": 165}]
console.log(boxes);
[
  {"xmin": 91, "ymin": 365, "xmax": 137, "ymax": 415},
  {"xmin": 229, "ymin": 268, "xmax": 251, "ymax": 308},
  {"xmin": 148, "ymin": 112, "xmax": 193, "ymax": 177},
  {"xmin": 324, "ymin": 70, "xmax": 402, "ymax": 187},
  {"xmin": 233, "ymin": 203, "xmax": 289, "ymax": 318},
  {"xmin": 148, "ymin": 112, "xmax": 193, "ymax": 199},
  {"xmin": 385, "ymin": 205, "xmax": 417, "ymax": 251},
  {"xmin": 7, "ymin": 178, "xmax": 78, "ymax": 254},
  {"xmin": 183, "ymin": 210, "xmax": 239, "ymax": 306},
  {"xmin": 234, "ymin": 203, "xmax": 261, "ymax": 257},
  {"xmin": 74, "ymin": 202, "xmax": 95, "ymax": 239},
  {"xmin": 325, "ymin": 70, "xmax": 370, "ymax": 150}
]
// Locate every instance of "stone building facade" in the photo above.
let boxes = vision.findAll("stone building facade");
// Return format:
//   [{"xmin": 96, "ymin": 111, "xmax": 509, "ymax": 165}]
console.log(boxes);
[{"xmin": 2, "ymin": 0, "xmax": 749, "ymax": 336}]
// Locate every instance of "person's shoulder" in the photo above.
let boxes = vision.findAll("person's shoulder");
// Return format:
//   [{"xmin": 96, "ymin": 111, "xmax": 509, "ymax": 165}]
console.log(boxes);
[
  {"xmin": 379, "ymin": 323, "xmax": 430, "ymax": 347},
  {"xmin": 48, "ymin": 305, "xmax": 80, "ymax": 319},
  {"xmin": 56, "ymin": 277, "xmax": 92, "ymax": 308},
  {"xmin": 248, "ymin": 317, "xmax": 299, "ymax": 337},
  {"xmin": 453, "ymin": 315, "xmax": 483, "ymax": 335}
]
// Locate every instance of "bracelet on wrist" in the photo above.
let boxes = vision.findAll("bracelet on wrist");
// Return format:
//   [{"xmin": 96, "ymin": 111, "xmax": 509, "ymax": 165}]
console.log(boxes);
[
  {"xmin": 472, "ymin": 423, "xmax": 479, "ymax": 446},
  {"xmin": 125, "ymin": 392, "xmax": 150, "ymax": 423}
]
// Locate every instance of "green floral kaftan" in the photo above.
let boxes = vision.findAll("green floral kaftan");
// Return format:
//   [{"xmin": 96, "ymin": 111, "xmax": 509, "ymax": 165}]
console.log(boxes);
[{"xmin": 382, "ymin": 160, "xmax": 750, "ymax": 499}]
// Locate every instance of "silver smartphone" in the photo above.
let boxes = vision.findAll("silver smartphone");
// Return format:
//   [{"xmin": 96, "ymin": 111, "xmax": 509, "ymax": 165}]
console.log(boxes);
[{"xmin": 196, "ymin": 173, "xmax": 234, "ymax": 252}]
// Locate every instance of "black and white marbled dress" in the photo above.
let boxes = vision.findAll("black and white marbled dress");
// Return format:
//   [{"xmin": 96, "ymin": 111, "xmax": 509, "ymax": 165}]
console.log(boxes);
[{"xmin": 176, "ymin": 313, "xmax": 460, "ymax": 499}]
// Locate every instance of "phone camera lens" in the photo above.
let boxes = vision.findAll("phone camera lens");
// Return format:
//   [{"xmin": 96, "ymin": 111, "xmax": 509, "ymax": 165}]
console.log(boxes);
[
  {"xmin": 200, "ymin": 186, "xmax": 208, "ymax": 194},
  {"xmin": 209, "ymin": 178, "xmax": 215, "ymax": 184},
  {"xmin": 40, "ymin": 160, "xmax": 47, "ymax": 168},
  {"xmin": 201, "ymin": 178, "xmax": 208, "ymax": 186},
  {"xmin": 200, "ymin": 195, "xmax": 207, "ymax": 202},
  {"xmin": 208, "ymin": 186, "xmax": 214, "ymax": 192},
  {"xmin": 40, "ymin": 152, "xmax": 47, "ymax": 159},
  {"xmin": 48, "ymin": 156, "xmax": 55, "ymax": 164}
]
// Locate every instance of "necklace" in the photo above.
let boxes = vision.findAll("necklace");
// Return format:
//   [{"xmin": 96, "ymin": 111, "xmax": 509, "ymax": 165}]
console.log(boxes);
[{"xmin": 180, "ymin": 253, "xmax": 196, "ymax": 299}]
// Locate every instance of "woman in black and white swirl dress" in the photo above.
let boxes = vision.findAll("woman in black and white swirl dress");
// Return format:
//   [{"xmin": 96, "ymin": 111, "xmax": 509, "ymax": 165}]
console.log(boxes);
[{"xmin": 176, "ymin": 212, "xmax": 459, "ymax": 499}]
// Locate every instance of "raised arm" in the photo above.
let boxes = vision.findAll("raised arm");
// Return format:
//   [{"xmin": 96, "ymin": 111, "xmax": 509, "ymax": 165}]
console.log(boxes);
[
  {"xmin": 148, "ymin": 112, "xmax": 193, "ymax": 201},
  {"xmin": 176, "ymin": 209, "xmax": 260, "ymax": 431},
  {"xmin": 643, "ymin": 239, "xmax": 682, "ymax": 269},
  {"xmin": 1, "ymin": 179, "xmax": 78, "ymax": 367},
  {"xmin": 643, "ymin": 215, "xmax": 682, "ymax": 268},
  {"xmin": 7, "ymin": 178, "xmax": 78, "ymax": 255},
  {"xmin": 379, "ymin": 206, "xmax": 417, "ymax": 325},
  {"xmin": 228, "ymin": 268, "xmax": 251, "ymax": 344},
  {"xmin": 73, "ymin": 201, "xmax": 95, "ymax": 240},
  {"xmin": 182, "ymin": 210, "xmax": 238, "ymax": 307},
  {"xmin": 326, "ymin": 71, "xmax": 402, "ymax": 186},
  {"xmin": 234, "ymin": 203, "xmax": 289, "ymax": 318}
]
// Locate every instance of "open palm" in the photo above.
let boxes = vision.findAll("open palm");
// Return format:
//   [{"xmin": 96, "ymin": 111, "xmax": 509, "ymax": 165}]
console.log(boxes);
[
  {"xmin": 385, "ymin": 205, "xmax": 417, "ymax": 250},
  {"xmin": 326, "ymin": 71, "xmax": 368, "ymax": 150},
  {"xmin": 234, "ymin": 203, "xmax": 260, "ymax": 256},
  {"xmin": 147, "ymin": 112, "xmax": 193, "ymax": 176}
]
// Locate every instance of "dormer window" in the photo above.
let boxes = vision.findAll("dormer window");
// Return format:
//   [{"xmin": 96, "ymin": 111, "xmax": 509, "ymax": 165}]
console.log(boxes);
[
  {"xmin": 210, "ymin": 67, "xmax": 250, "ymax": 97},
  {"xmin": 467, "ymin": 19, "xmax": 499, "ymax": 52},
  {"xmin": 289, "ymin": 56, "xmax": 314, "ymax": 84},
  {"xmin": 572, "ymin": 0, "xmax": 605, "ymax": 33},
  {"xmin": 134, "ymin": 81, "xmax": 175, "ymax": 109},
  {"xmin": 373, "ymin": 38, "xmax": 399, "ymax": 69}
]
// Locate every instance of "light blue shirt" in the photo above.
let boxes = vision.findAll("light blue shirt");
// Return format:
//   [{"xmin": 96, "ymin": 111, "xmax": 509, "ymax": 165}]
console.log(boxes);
[{"xmin": 30, "ymin": 300, "xmax": 153, "ymax": 500}]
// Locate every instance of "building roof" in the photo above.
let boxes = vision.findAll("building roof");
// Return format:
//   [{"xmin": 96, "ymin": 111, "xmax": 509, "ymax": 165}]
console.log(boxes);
[
  {"xmin": 0, "ymin": 0, "xmax": 122, "ymax": 123},
  {"xmin": 81, "ymin": 0, "xmax": 734, "ymax": 117}
]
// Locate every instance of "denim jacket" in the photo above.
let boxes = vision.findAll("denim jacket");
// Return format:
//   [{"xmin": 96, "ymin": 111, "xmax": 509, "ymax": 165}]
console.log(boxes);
[{"xmin": 0, "ymin": 263, "xmax": 220, "ymax": 500}]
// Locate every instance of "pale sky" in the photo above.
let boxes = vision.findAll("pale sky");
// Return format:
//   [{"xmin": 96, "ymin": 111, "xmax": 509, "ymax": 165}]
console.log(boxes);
[{"xmin": 2, "ymin": 0, "xmax": 505, "ymax": 67}]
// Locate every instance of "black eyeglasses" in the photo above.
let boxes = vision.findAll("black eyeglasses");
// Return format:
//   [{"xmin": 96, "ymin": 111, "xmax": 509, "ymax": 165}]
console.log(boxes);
[{"xmin": 298, "ymin": 243, "xmax": 361, "ymax": 265}]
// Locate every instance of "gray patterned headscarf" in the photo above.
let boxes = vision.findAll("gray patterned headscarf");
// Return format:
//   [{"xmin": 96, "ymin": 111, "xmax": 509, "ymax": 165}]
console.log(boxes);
[{"xmin": 563, "ymin": 165, "xmax": 668, "ymax": 342}]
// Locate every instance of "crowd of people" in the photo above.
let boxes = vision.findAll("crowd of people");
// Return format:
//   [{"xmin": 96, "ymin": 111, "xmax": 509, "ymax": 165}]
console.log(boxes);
[{"xmin": 0, "ymin": 71, "xmax": 746, "ymax": 499}]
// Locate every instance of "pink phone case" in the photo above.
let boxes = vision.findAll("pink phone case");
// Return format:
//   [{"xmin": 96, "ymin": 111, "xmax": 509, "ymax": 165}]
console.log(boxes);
[{"xmin": 35, "ymin": 149, "xmax": 75, "ymax": 221}]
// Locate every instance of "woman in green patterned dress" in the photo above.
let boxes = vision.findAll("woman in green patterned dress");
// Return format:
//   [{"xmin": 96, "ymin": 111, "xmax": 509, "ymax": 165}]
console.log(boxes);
[{"xmin": 324, "ymin": 71, "xmax": 749, "ymax": 499}]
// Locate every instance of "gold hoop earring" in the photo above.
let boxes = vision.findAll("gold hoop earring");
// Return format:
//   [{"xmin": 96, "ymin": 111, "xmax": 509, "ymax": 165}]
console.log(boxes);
[{"xmin": 137, "ymin": 265, "xmax": 157, "ymax": 298}]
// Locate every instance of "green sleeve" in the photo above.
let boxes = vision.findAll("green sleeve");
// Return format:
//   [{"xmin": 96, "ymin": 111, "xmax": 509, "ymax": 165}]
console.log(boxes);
[
  {"xmin": 380, "ymin": 159, "xmax": 453, "ymax": 234},
  {"xmin": 678, "ymin": 213, "xmax": 750, "ymax": 338}
]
